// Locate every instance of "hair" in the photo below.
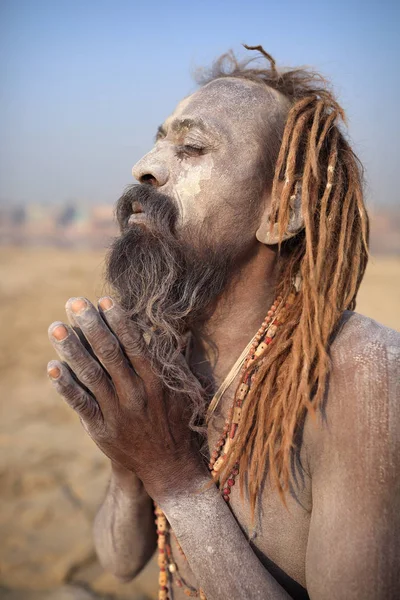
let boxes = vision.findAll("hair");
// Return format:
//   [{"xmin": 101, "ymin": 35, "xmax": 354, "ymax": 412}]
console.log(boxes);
[
  {"xmin": 106, "ymin": 184, "xmax": 243, "ymax": 432},
  {"xmin": 198, "ymin": 46, "xmax": 369, "ymax": 515}
]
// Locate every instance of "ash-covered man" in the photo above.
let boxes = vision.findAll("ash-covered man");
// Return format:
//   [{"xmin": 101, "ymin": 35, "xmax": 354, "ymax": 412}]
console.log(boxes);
[{"xmin": 47, "ymin": 47, "xmax": 400, "ymax": 600}]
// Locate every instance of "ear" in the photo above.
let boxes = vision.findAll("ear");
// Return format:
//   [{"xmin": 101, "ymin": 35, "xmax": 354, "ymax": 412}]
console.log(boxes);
[{"xmin": 256, "ymin": 181, "xmax": 304, "ymax": 245}]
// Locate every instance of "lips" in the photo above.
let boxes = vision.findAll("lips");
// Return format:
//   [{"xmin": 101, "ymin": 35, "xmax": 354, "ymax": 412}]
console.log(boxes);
[
  {"xmin": 131, "ymin": 201, "xmax": 144, "ymax": 214},
  {"xmin": 128, "ymin": 201, "xmax": 147, "ymax": 226}
]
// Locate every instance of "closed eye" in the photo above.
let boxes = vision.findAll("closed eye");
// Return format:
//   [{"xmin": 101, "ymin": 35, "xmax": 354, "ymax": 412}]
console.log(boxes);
[{"xmin": 176, "ymin": 144, "xmax": 205, "ymax": 157}]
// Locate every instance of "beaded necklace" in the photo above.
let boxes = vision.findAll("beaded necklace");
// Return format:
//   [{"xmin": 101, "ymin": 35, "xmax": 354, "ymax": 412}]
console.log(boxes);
[{"xmin": 155, "ymin": 291, "xmax": 296, "ymax": 600}]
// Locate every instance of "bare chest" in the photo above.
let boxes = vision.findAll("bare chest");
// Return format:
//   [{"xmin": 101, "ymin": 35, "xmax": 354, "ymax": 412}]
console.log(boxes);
[{"xmin": 169, "ymin": 390, "xmax": 312, "ymax": 599}]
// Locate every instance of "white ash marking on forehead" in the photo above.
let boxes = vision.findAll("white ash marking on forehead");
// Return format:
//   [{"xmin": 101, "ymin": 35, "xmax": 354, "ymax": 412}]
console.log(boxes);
[{"xmin": 168, "ymin": 77, "xmax": 284, "ymax": 127}]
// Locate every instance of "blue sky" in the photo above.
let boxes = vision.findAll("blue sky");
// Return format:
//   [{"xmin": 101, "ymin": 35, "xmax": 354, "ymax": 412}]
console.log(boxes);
[{"xmin": 0, "ymin": 0, "xmax": 399, "ymax": 207}]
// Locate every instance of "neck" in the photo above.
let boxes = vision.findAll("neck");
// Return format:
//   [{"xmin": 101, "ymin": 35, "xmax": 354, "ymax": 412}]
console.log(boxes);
[{"xmin": 189, "ymin": 244, "xmax": 278, "ymax": 389}]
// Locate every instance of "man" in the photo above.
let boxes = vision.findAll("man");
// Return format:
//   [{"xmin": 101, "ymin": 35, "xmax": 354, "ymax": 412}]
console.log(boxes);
[{"xmin": 47, "ymin": 47, "xmax": 399, "ymax": 599}]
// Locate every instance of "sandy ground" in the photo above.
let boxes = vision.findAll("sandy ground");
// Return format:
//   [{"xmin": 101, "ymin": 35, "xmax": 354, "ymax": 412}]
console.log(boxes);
[{"xmin": 0, "ymin": 247, "xmax": 399, "ymax": 599}]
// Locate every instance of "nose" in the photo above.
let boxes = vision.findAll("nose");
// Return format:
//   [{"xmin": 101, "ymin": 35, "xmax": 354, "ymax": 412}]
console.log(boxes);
[{"xmin": 132, "ymin": 149, "xmax": 169, "ymax": 187}]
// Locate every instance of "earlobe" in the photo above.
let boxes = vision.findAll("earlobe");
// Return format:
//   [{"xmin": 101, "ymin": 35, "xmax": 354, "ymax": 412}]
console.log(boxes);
[{"xmin": 256, "ymin": 181, "xmax": 304, "ymax": 245}]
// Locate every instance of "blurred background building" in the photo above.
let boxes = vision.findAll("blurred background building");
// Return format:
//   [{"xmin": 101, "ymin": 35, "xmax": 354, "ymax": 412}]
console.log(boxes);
[
  {"xmin": 0, "ymin": 201, "xmax": 117, "ymax": 249},
  {"xmin": 0, "ymin": 200, "xmax": 399, "ymax": 254}
]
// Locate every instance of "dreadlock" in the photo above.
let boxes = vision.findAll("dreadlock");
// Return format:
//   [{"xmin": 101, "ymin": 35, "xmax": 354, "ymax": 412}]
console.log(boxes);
[{"xmin": 197, "ymin": 46, "xmax": 369, "ymax": 516}]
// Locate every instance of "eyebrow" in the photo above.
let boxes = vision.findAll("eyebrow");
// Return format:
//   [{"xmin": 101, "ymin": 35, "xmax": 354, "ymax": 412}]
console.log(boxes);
[
  {"xmin": 155, "ymin": 118, "xmax": 208, "ymax": 142},
  {"xmin": 171, "ymin": 118, "xmax": 208, "ymax": 135},
  {"xmin": 155, "ymin": 124, "xmax": 167, "ymax": 141}
]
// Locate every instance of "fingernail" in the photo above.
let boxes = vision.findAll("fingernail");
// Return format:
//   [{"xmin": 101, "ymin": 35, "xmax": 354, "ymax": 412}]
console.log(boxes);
[
  {"xmin": 99, "ymin": 297, "xmax": 114, "ymax": 311},
  {"xmin": 65, "ymin": 297, "xmax": 76, "ymax": 310},
  {"xmin": 48, "ymin": 365, "xmax": 61, "ymax": 379},
  {"xmin": 52, "ymin": 325, "xmax": 69, "ymax": 341},
  {"xmin": 70, "ymin": 298, "xmax": 87, "ymax": 315}
]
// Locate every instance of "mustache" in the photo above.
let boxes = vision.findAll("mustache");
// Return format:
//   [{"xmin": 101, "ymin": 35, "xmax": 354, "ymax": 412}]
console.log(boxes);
[{"xmin": 115, "ymin": 184, "xmax": 179, "ymax": 233}]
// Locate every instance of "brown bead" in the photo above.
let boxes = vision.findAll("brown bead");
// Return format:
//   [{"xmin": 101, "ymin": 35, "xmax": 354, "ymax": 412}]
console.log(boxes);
[
  {"xmin": 255, "ymin": 342, "xmax": 267, "ymax": 357},
  {"xmin": 158, "ymin": 554, "xmax": 165, "ymax": 567},
  {"xmin": 222, "ymin": 438, "xmax": 232, "ymax": 454},
  {"xmin": 229, "ymin": 423, "xmax": 237, "ymax": 439},
  {"xmin": 159, "ymin": 571, "xmax": 168, "ymax": 586},
  {"xmin": 232, "ymin": 406, "xmax": 242, "ymax": 425},
  {"xmin": 213, "ymin": 455, "xmax": 226, "ymax": 472},
  {"xmin": 237, "ymin": 383, "xmax": 249, "ymax": 400}
]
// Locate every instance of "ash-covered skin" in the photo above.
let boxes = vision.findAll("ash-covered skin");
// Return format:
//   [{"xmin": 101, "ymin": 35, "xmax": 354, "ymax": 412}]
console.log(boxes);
[
  {"xmin": 132, "ymin": 78, "xmax": 288, "ymax": 246},
  {"xmin": 47, "ymin": 78, "xmax": 400, "ymax": 599}
]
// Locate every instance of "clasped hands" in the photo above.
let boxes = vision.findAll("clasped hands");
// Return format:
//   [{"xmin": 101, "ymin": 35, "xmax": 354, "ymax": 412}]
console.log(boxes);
[{"xmin": 47, "ymin": 297, "xmax": 206, "ymax": 502}]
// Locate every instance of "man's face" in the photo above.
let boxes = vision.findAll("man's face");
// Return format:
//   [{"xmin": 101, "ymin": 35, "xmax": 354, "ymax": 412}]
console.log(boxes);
[
  {"xmin": 106, "ymin": 77, "xmax": 285, "ymax": 394},
  {"xmin": 107, "ymin": 77, "xmax": 286, "ymax": 351},
  {"xmin": 132, "ymin": 77, "xmax": 282, "ymax": 253}
]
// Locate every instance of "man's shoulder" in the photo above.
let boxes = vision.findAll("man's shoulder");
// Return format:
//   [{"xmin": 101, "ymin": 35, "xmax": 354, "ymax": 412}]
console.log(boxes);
[
  {"xmin": 308, "ymin": 311, "xmax": 400, "ymax": 474},
  {"xmin": 321, "ymin": 310, "xmax": 400, "ymax": 437},
  {"xmin": 330, "ymin": 310, "xmax": 400, "ymax": 372}
]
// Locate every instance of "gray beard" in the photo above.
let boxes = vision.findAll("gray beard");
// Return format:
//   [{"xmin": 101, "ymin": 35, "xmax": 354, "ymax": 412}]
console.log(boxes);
[{"xmin": 105, "ymin": 184, "xmax": 240, "ymax": 429}]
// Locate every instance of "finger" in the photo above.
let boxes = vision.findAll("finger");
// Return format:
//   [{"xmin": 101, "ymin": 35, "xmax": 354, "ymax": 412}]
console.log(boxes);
[
  {"xmin": 48, "ymin": 321, "xmax": 116, "ymax": 414},
  {"xmin": 65, "ymin": 298, "xmax": 102, "ymax": 364},
  {"xmin": 47, "ymin": 359, "xmax": 103, "ymax": 431},
  {"xmin": 98, "ymin": 297, "xmax": 154, "ymax": 383},
  {"xmin": 65, "ymin": 297, "xmax": 142, "ymax": 396}
]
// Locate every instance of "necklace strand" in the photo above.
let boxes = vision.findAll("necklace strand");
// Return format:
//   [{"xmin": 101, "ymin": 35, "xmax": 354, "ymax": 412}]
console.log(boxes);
[{"xmin": 155, "ymin": 290, "xmax": 296, "ymax": 600}]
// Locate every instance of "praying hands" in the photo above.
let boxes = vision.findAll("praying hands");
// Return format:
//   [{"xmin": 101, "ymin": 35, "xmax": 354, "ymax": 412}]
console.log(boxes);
[{"xmin": 47, "ymin": 296, "xmax": 208, "ymax": 503}]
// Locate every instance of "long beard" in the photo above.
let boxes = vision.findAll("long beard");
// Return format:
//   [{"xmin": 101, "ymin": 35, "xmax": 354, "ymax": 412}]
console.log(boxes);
[{"xmin": 105, "ymin": 184, "xmax": 239, "ymax": 426}]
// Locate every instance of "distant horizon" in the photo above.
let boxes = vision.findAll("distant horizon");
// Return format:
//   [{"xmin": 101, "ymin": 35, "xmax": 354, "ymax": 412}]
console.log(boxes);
[
  {"xmin": 1, "ymin": 195, "xmax": 399, "ymax": 213},
  {"xmin": 1, "ymin": 0, "xmax": 399, "ymax": 209}
]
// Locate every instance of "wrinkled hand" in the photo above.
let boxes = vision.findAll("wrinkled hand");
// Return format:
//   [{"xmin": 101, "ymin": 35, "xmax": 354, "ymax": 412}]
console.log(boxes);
[{"xmin": 47, "ymin": 297, "xmax": 206, "ymax": 501}]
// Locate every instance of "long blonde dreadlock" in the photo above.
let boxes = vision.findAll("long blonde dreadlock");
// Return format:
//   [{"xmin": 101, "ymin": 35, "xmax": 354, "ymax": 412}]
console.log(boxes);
[{"xmin": 198, "ymin": 46, "xmax": 369, "ymax": 515}]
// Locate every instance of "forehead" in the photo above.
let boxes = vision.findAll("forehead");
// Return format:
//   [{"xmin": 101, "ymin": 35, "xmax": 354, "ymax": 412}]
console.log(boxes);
[{"xmin": 164, "ymin": 78, "xmax": 281, "ymax": 140}]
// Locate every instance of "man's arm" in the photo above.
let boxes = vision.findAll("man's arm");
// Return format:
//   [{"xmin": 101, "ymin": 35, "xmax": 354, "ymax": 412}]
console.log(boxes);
[
  {"xmin": 48, "ymin": 300, "xmax": 398, "ymax": 599},
  {"xmin": 160, "ymin": 320, "xmax": 400, "ymax": 600},
  {"xmin": 47, "ymin": 298, "xmax": 293, "ymax": 599},
  {"xmin": 93, "ymin": 462, "xmax": 156, "ymax": 580},
  {"xmin": 159, "ymin": 477, "xmax": 292, "ymax": 599},
  {"xmin": 305, "ymin": 320, "xmax": 400, "ymax": 599}
]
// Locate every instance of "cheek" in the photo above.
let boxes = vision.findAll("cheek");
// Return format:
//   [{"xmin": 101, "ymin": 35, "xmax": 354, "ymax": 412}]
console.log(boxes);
[
  {"xmin": 171, "ymin": 152, "xmax": 262, "ymax": 236},
  {"xmin": 173, "ymin": 155, "xmax": 214, "ymax": 223}
]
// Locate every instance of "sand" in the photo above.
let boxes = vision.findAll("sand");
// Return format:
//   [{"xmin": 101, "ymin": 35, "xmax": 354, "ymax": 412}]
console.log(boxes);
[{"xmin": 0, "ymin": 247, "xmax": 398, "ymax": 599}]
